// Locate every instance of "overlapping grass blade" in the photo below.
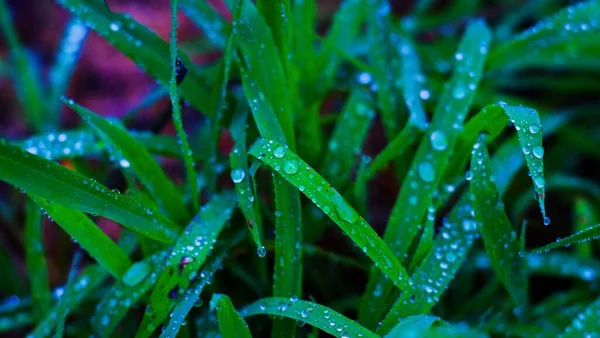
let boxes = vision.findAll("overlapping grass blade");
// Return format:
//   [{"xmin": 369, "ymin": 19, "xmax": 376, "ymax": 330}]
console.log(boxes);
[
  {"xmin": 66, "ymin": 99, "xmax": 190, "ymax": 225},
  {"xmin": 249, "ymin": 138, "xmax": 411, "ymax": 291},
  {"xmin": 90, "ymin": 250, "xmax": 168, "ymax": 337},
  {"xmin": 180, "ymin": 0, "xmax": 229, "ymax": 48},
  {"xmin": 559, "ymin": 296, "xmax": 600, "ymax": 338},
  {"xmin": 488, "ymin": 0, "xmax": 600, "ymax": 71},
  {"xmin": 470, "ymin": 136, "xmax": 528, "ymax": 309},
  {"xmin": 0, "ymin": 0, "xmax": 46, "ymax": 131},
  {"xmin": 210, "ymin": 294, "xmax": 252, "ymax": 338},
  {"xmin": 360, "ymin": 19, "xmax": 492, "ymax": 328},
  {"xmin": 31, "ymin": 196, "xmax": 132, "ymax": 279},
  {"xmin": 24, "ymin": 197, "xmax": 51, "ymax": 318},
  {"xmin": 0, "ymin": 139, "xmax": 179, "ymax": 243},
  {"xmin": 170, "ymin": 0, "xmax": 199, "ymax": 212},
  {"xmin": 240, "ymin": 298, "xmax": 378, "ymax": 338},
  {"xmin": 532, "ymin": 223, "xmax": 600, "ymax": 254},
  {"xmin": 136, "ymin": 191, "xmax": 237, "ymax": 337},
  {"xmin": 57, "ymin": 0, "xmax": 211, "ymax": 114}
]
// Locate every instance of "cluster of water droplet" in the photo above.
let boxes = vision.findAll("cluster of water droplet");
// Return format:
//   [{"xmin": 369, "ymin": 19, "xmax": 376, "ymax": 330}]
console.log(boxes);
[{"xmin": 22, "ymin": 131, "xmax": 95, "ymax": 160}]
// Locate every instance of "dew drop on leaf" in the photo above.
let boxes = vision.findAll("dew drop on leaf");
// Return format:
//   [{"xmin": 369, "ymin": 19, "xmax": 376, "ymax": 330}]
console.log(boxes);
[
  {"xmin": 273, "ymin": 146, "xmax": 287, "ymax": 158},
  {"xmin": 230, "ymin": 169, "xmax": 245, "ymax": 183},
  {"xmin": 418, "ymin": 161, "xmax": 435, "ymax": 182},
  {"xmin": 430, "ymin": 130, "xmax": 448, "ymax": 151},
  {"xmin": 283, "ymin": 159, "xmax": 299, "ymax": 174},
  {"xmin": 123, "ymin": 261, "xmax": 151, "ymax": 286}
]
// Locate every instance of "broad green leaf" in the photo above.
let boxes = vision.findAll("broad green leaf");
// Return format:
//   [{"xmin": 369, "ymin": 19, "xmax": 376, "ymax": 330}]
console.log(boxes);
[
  {"xmin": 574, "ymin": 197, "xmax": 597, "ymax": 256},
  {"xmin": 66, "ymin": 99, "xmax": 190, "ymax": 225},
  {"xmin": 57, "ymin": 0, "xmax": 211, "ymax": 115},
  {"xmin": 24, "ymin": 197, "xmax": 51, "ymax": 318},
  {"xmin": 384, "ymin": 315, "xmax": 440, "ymax": 338},
  {"xmin": 488, "ymin": 0, "xmax": 600, "ymax": 71},
  {"xmin": 170, "ymin": 0, "xmax": 199, "ymax": 212},
  {"xmin": 241, "ymin": 298, "xmax": 378, "ymax": 338},
  {"xmin": 91, "ymin": 250, "xmax": 168, "ymax": 337},
  {"xmin": 560, "ymin": 296, "xmax": 600, "ymax": 338},
  {"xmin": 137, "ymin": 191, "xmax": 237, "ymax": 338},
  {"xmin": 532, "ymin": 223, "xmax": 600, "ymax": 254},
  {"xmin": 180, "ymin": 0, "xmax": 229, "ymax": 48},
  {"xmin": 0, "ymin": 0, "xmax": 45, "ymax": 131},
  {"xmin": 470, "ymin": 136, "xmax": 528, "ymax": 309},
  {"xmin": 211, "ymin": 294, "xmax": 252, "ymax": 338},
  {"xmin": 32, "ymin": 196, "xmax": 132, "ymax": 279},
  {"xmin": 0, "ymin": 140, "xmax": 179, "ymax": 243},
  {"xmin": 249, "ymin": 138, "xmax": 411, "ymax": 291},
  {"xmin": 360, "ymin": 19, "xmax": 491, "ymax": 328}
]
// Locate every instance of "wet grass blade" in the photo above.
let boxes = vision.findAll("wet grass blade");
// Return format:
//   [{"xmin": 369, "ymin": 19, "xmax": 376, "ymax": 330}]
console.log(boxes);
[
  {"xmin": 470, "ymin": 135, "xmax": 528, "ymax": 310},
  {"xmin": 256, "ymin": 0, "xmax": 291, "ymax": 73},
  {"xmin": 24, "ymin": 197, "xmax": 51, "ymax": 319},
  {"xmin": 384, "ymin": 315, "xmax": 440, "ymax": 337},
  {"xmin": 180, "ymin": 0, "xmax": 229, "ymax": 48},
  {"xmin": 360, "ymin": 19, "xmax": 491, "ymax": 328},
  {"xmin": 31, "ymin": 196, "xmax": 132, "ymax": 279},
  {"xmin": 574, "ymin": 197, "xmax": 597, "ymax": 256},
  {"xmin": 57, "ymin": 0, "xmax": 211, "ymax": 115},
  {"xmin": 170, "ymin": 0, "xmax": 199, "ymax": 212},
  {"xmin": 240, "ymin": 298, "xmax": 378, "ymax": 338},
  {"xmin": 532, "ymin": 223, "xmax": 600, "ymax": 254},
  {"xmin": 249, "ymin": 138, "xmax": 411, "ymax": 291},
  {"xmin": 136, "ymin": 191, "xmax": 237, "ymax": 337},
  {"xmin": 66, "ymin": 99, "xmax": 191, "ymax": 225},
  {"xmin": 211, "ymin": 294, "xmax": 252, "ymax": 338},
  {"xmin": 55, "ymin": 249, "xmax": 83, "ymax": 338},
  {"xmin": 0, "ymin": 0, "xmax": 46, "ymax": 131},
  {"xmin": 559, "ymin": 296, "xmax": 600, "ymax": 338},
  {"xmin": 90, "ymin": 250, "xmax": 168, "ymax": 337},
  {"xmin": 398, "ymin": 37, "xmax": 429, "ymax": 130},
  {"xmin": 0, "ymin": 139, "xmax": 180, "ymax": 243}
]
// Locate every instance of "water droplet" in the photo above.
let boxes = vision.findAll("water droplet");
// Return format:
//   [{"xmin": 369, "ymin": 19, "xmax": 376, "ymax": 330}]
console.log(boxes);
[
  {"xmin": 419, "ymin": 89, "xmax": 430, "ymax": 100},
  {"xmin": 429, "ymin": 130, "xmax": 448, "ymax": 151},
  {"xmin": 274, "ymin": 146, "xmax": 287, "ymax": 158},
  {"xmin": 230, "ymin": 169, "xmax": 245, "ymax": 183},
  {"xmin": 290, "ymin": 295, "xmax": 298, "ymax": 302},
  {"xmin": 543, "ymin": 216, "xmax": 551, "ymax": 226},
  {"xmin": 452, "ymin": 87, "xmax": 465, "ymax": 99},
  {"xmin": 109, "ymin": 21, "xmax": 121, "ymax": 32},
  {"xmin": 529, "ymin": 125, "xmax": 540, "ymax": 134},
  {"xmin": 418, "ymin": 162, "xmax": 435, "ymax": 182},
  {"xmin": 123, "ymin": 261, "xmax": 151, "ymax": 286},
  {"xmin": 332, "ymin": 193, "xmax": 358, "ymax": 223},
  {"xmin": 532, "ymin": 146, "xmax": 544, "ymax": 159},
  {"xmin": 257, "ymin": 246, "xmax": 267, "ymax": 258},
  {"xmin": 283, "ymin": 159, "xmax": 299, "ymax": 175},
  {"xmin": 119, "ymin": 159, "xmax": 131, "ymax": 168},
  {"xmin": 534, "ymin": 176, "xmax": 545, "ymax": 188}
]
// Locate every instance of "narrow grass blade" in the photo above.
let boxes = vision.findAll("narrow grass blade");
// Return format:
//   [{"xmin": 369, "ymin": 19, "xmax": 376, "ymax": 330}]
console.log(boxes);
[
  {"xmin": 574, "ymin": 197, "xmax": 597, "ymax": 256},
  {"xmin": 211, "ymin": 294, "xmax": 252, "ymax": 338},
  {"xmin": 398, "ymin": 37, "xmax": 429, "ymax": 130},
  {"xmin": 90, "ymin": 250, "xmax": 168, "ymax": 337},
  {"xmin": 249, "ymin": 139, "xmax": 411, "ymax": 291},
  {"xmin": 470, "ymin": 136, "xmax": 528, "ymax": 309},
  {"xmin": 137, "ymin": 191, "xmax": 237, "ymax": 338},
  {"xmin": 0, "ymin": 0, "xmax": 46, "ymax": 131},
  {"xmin": 559, "ymin": 296, "xmax": 600, "ymax": 338},
  {"xmin": 24, "ymin": 197, "xmax": 51, "ymax": 318},
  {"xmin": 360, "ymin": 19, "xmax": 492, "ymax": 328},
  {"xmin": 180, "ymin": 0, "xmax": 228, "ymax": 48},
  {"xmin": 384, "ymin": 315, "xmax": 440, "ymax": 338},
  {"xmin": 0, "ymin": 139, "xmax": 180, "ymax": 243},
  {"xmin": 256, "ymin": 0, "xmax": 291, "ymax": 73},
  {"xmin": 57, "ymin": 0, "xmax": 211, "ymax": 115},
  {"xmin": 66, "ymin": 99, "xmax": 190, "ymax": 225},
  {"xmin": 532, "ymin": 223, "xmax": 600, "ymax": 254},
  {"xmin": 240, "ymin": 298, "xmax": 378, "ymax": 338},
  {"xmin": 170, "ymin": 0, "xmax": 199, "ymax": 212},
  {"xmin": 48, "ymin": 19, "xmax": 88, "ymax": 124},
  {"xmin": 409, "ymin": 205, "xmax": 435, "ymax": 273},
  {"xmin": 488, "ymin": 1, "xmax": 600, "ymax": 71},
  {"xmin": 32, "ymin": 196, "xmax": 132, "ymax": 279},
  {"xmin": 230, "ymin": 105, "xmax": 264, "ymax": 253},
  {"xmin": 55, "ymin": 249, "xmax": 83, "ymax": 338}
]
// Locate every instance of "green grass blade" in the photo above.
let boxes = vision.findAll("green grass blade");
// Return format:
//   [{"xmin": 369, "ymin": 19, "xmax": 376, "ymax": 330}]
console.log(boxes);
[
  {"xmin": 0, "ymin": 139, "xmax": 179, "ymax": 243},
  {"xmin": 398, "ymin": 37, "xmax": 429, "ymax": 130},
  {"xmin": 249, "ymin": 138, "xmax": 411, "ymax": 291},
  {"xmin": 180, "ymin": 0, "xmax": 228, "ymax": 48},
  {"xmin": 211, "ymin": 294, "xmax": 252, "ymax": 338},
  {"xmin": 55, "ymin": 250, "xmax": 83, "ymax": 338},
  {"xmin": 230, "ymin": 104, "xmax": 264, "ymax": 253},
  {"xmin": 240, "ymin": 298, "xmax": 378, "ymax": 338},
  {"xmin": 470, "ymin": 135, "xmax": 528, "ymax": 310},
  {"xmin": 360, "ymin": 19, "xmax": 492, "ymax": 328},
  {"xmin": 408, "ymin": 205, "xmax": 435, "ymax": 272},
  {"xmin": 559, "ymin": 296, "xmax": 600, "ymax": 338},
  {"xmin": 170, "ymin": 0, "xmax": 199, "ymax": 212},
  {"xmin": 0, "ymin": 0, "xmax": 46, "ymax": 132},
  {"xmin": 136, "ymin": 191, "xmax": 237, "ymax": 338},
  {"xmin": 574, "ymin": 197, "xmax": 597, "ymax": 256},
  {"xmin": 32, "ymin": 196, "xmax": 132, "ymax": 279},
  {"xmin": 24, "ymin": 197, "xmax": 51, "ymax": 319},
  {"xmin": 256, "ymin": 0, "xmax": 291, "ymax": 73},
  {"xmin": 57, "ymin": 0, "xmax": 211, "ymax": 115},
  {"xmin": 66, "ymin": 99, "xmax": 190, "ymax": 225},
  {"xmin": 90, "ymin": 250, "xmax": 168, "ymax": 337},
  {"xmin": 488, "ymin": 0, "xmax": 600, "ymax": 71},
  {"xmin": 532, "ymin": 223, "xmax": 600, "ymax": 254},
  {"xmin": 384, "ymin": 315, "xmax": 440, "ymax": 337},
  {"xmin": 48, "ymin": 19, "xmax": 88, "ymax": 124}
]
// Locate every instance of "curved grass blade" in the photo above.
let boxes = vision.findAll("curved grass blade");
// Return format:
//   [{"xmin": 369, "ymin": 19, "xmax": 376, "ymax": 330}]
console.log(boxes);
[
  {"xmin": 56, "ymin": 0, "xmax": 211, "ymax": 115},
  {"xmin": 360, "ymin": 19, "xmax": 492, "ymax": 328},
  {"xmin": 90, "ymin": 250, "xmax": 168, "ymax": 337},
  {"xmin": 32, "ymin": 196, "xmax": 132, "ymax": 279},
  {"xmin": 384, "ymin": 315, "xmax": 440, "ymax": 338},
  {"xmin": 66, "ymin": 99, "xmax": 190, "ymax": 225},
  {"xmin": 532, "ymin": 223, "xmax": 600, "ymax": 254},
  {"xmin": 240, "ymin": 298, "xmax": 378, "ymax": 338},
  {"xmin": 249, "ymin": 138, "xmax": 411, "ymax": 291},
  {"xmin": 170, "ymin": 0, "xmax": 199, "ymax": 212},
  {"xmin": 48, "ymin": 19, "xmax": 88, "ymax": 123},
  {"xmin": 180, "ymin": 0, "xmax": 229, "ymax": 48},
  {"xmin": 559, "ymin": 296, "xmax": 600, "ymax": 338},
  {"xmin": 211, "ymin": 294, "xmax": 252, "ymax": 338},
  {"xmin": 230, "ymin": 105, "xmax": 264, "ymax": 253},
  {"xmin": 55, "ymin": 249, "xmax": 83, "ymax": 338},
  {"xmin": 24, "ymin": 197, "xmax": 51, "ymax": 319},
  {"xmin": 136, "ymin": 191, "xmax": 237, "ymax": 338},
  {"xmin": 488, "ymin": 1, "xmax": 600, "ymax": 71},
  {"xmin": 470, "ymin": 136, "xmax": 528, "ymax": 309},
  {"xmin": 0, "ymin": 139, "xmax": 179, "ymax": 243},
  {"xmin": 0, "ymin": 0, "xmax": 45, "ymax": 132},
  {"xmin": 574, "ymin": 197, "xmax": 597, "ymax": 256}
]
